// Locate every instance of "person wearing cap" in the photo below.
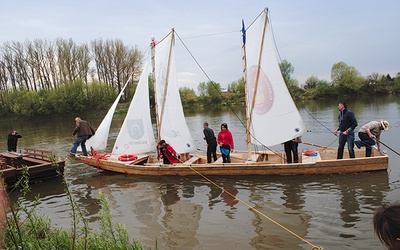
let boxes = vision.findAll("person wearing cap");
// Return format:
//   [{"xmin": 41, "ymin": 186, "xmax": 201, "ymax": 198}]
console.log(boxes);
[
  {"xmin": 355, "ymin": 119, "xmax": 389, "ymax": 157},
  {"xmin": 217, "ymin": 123, "xmax": 234, "ymax": 163},
  {"xmin": 157, "ymin": 139, "xmax": 179, "ymax": 164}
]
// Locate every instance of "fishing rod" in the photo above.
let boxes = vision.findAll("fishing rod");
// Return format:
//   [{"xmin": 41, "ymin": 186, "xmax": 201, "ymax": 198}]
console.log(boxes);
[
  {"xmin": 301, "ymin": 141, "xmax": 327, "ymax": 149},
  {"xmin": 375, "ymin": 138, "xmax": 400, "ymax": 157}
]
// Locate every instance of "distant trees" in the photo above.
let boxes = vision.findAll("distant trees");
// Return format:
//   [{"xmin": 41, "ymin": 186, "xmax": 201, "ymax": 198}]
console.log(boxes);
[
  {"xmin": 0, "ymin": 38, "xmax": 142, "ymax": 94},
  {"xmin": 0, "ymin": 36, "xmax": 399, "ymax": 117}
]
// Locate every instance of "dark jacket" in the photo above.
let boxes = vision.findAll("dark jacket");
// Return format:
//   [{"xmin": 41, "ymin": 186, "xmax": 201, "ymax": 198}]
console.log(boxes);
[
  {"xmin": 203, "ymin": 127, "xmax": 216, "ymax": 144},
  {"xmin": 73, "ymin": 120, "xmax": 95, "ymax": 137},
  {"xmin": 338, "ymin": 108, "xmax": 358, "ymax": 133},
  {"xmin": 7, "ymin": 133, "xmax": 22, "ymax": 151}
]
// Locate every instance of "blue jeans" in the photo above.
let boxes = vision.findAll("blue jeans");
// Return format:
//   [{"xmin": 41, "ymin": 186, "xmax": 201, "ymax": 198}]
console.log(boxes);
[
  {"xmin": 337, "ymin": 132, "xmax": 355, "ymax": 159},
  {"xmin": 70, "ymin": 135, "xmax": 90, "ymax": 156}
]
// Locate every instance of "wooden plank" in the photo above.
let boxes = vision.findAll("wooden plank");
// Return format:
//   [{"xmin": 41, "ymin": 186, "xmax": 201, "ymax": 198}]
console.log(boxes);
[{"xmin": 183, "ymin": 156, "xmax": 199, "ymax": 165}]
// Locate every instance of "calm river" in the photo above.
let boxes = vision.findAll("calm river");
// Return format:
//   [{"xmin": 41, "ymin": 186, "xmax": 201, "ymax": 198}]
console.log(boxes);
[{"xmin": 1, "ymin": 96, "xmax": 400, "ymax": 249}]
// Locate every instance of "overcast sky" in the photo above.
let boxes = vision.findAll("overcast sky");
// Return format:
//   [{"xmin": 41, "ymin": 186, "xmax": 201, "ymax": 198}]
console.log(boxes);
[{"xmin": 1, "ymin": 0, "xmax": 399, "ymax": 88}]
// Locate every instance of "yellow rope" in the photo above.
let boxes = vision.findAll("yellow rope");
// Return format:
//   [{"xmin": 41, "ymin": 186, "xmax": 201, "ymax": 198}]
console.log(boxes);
[{"xmin": 186, "ymin": 164, "xmax": 324, "ymax": 250}]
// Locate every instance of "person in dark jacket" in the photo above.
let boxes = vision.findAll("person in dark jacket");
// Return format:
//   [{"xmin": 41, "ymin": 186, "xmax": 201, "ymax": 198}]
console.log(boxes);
[
  {"xmin": 203, "ymin": 122, "xmax": 217, "ymax": 163},
  {"xmin": 284, "ymin": 137, "xmax": 302, "ymax": 163},
  {"xmin": 70, "ymin": 117, "xmax": 95, "ymax": 156},
  {"xmin": 333, "ymin": 102, "xmax": 358, "ymax": 159},
  {"xmin": 7, "ymin": 130, "xmax": 22, "ymax": 152}
]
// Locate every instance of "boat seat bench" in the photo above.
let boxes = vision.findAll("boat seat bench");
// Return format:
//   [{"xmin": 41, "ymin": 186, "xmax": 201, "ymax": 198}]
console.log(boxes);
[{"xmin": 183, "ymin": 156, "xmax": 200, "ymax": 165}]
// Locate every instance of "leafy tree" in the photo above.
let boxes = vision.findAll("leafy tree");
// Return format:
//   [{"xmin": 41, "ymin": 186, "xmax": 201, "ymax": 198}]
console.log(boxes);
[
  {"xmin": 330, "ymin": 61, "xmax": 363, "ymax": 94},
  {"xmin": 304, "ymin": 75, "xmax": 319, "ymax": 89},
  {"xmin": 197, "ymin": 82, "xmax": 207, "ymax": 96},
  {"xmin": 206, "ymin": 81, "xmax": 222, "ymax": 104},
  {"xmin": 279, "ymin": 59, "xmax": 298, "ymax": 87},
  {"xmin": 179, "ymin": 87, "xmax": 197, "ymax": 107},
  {"xmin": 228, "ymin": 78, "xmax": 245, "ymax": 93}
]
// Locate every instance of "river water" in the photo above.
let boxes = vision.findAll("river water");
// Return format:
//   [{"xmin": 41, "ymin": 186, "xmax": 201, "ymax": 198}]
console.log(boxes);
[{"xmin": 1, "ymin": 96, "xmax": 400, "ymax": 249}]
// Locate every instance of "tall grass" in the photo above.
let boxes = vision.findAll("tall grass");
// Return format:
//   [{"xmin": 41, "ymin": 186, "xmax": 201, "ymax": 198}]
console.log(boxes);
[{"xmin": 1, "ymin": 157, "xmax": 154, "ymax": 249}]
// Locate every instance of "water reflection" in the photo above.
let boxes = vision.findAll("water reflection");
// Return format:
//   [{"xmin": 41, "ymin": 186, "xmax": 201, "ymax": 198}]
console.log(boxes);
[{"xmin": 3, "ymin": 96, "xmax": 400, "ymax": 249}]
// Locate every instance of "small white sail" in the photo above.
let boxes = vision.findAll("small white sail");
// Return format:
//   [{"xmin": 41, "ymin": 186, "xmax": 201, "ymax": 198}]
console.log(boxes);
[
  {"xmin": 245, "ymin": 9, "xmax": 306, "ymax": 146},
  {"xmin": 80, "ymin": 79, "xmax": 130, "ymax": 152},
  {"xmin": 112, "ymin": 57, "xmax": 156, "ymax": 154},
  {"xmin": 154, "ymin": 31, "xmax": 196, "ymax": 154}
]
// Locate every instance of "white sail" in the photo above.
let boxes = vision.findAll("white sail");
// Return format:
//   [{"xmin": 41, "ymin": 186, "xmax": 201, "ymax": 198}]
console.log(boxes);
[
  {"xmin": 112, "ymin": 57, "xmax": 156, "ymax": 154},
  {"xmin": 154, "ymin": 31, "xmax": 196, "ymax": 154},
  {"xmin": 80, "ymin": 79, "xmax": 129, "ymax": 152},
  {"xmin": 245, "ymin": 9, "xmax": 306, "ymax": 146}
]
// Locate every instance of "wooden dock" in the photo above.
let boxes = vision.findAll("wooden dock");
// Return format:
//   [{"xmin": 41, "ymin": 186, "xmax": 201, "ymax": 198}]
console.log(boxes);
[{"xmin": 0, "ymin": 148, "xmax": 65, "ymax": 187}]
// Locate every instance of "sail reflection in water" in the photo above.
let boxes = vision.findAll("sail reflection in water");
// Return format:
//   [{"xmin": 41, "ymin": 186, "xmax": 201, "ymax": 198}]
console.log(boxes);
[{"xmin": 7, "ymin": 169, "xmax": 388, "ymax": 249}]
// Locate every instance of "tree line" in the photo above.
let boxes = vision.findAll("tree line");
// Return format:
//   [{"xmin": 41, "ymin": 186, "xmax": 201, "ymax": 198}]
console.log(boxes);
[{"xmin": 0, "ymin": 38, "xmax": 399, "ymax": 117}]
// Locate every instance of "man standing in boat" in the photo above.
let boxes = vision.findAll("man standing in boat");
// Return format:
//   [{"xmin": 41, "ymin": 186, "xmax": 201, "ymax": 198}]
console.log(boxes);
[
  {"xmin": 157, "ymin": 140, "xmax": 179, "ymax": 164},
  {"xmin": 203, "ymin": 122, "xmax": 217, "ymax": 163},
  {"xmin": 218, "ymin": 123, "xmax": 234, "ymax": 163},
  {"xmin": 334, "ymin": 102, "xmax": 358, "ymax": 159},
  {"xmin": 284, "ymin": 137, "xmax": 302, "ymax": 163},
  {"xmin": 70, "ymin": 117, "xmax": 95, "ymax": 157},
  {"xmin": 355, "ymin": 120, "xmax": 389, "ymax": 157}
]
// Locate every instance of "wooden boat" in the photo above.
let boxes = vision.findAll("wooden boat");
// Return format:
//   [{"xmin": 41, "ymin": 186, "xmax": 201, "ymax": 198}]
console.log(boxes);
[
  {"xmin": 0, "ymin": 148, "xmax": 65, "ymax": 186},
  {"xmin": 75, "ymin": 147, "xmax": 388, "ymax": 176},
  {"xmin": 73, "ymin": 9, "xmax": 388, "ymax": 175}
]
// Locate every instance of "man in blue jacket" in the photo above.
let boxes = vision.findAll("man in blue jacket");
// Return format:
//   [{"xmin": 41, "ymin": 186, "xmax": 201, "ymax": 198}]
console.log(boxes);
[{"xmin": 334, "ymin": 102, "xmax": 358, "ymax": 159}]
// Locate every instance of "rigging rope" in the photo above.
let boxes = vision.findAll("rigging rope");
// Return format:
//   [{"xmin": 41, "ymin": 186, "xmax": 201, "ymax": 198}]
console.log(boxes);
[
  {"xmin": 185, "ymin": 163, "xmax": 323, "ymax": 250},
  {"xmin": 175, "ymin": 30, "xmax": 286, "ymax": 160}
]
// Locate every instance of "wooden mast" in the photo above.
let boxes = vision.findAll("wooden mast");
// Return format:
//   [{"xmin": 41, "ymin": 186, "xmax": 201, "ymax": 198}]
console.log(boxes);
[
  {"xmin": 244, "ymin": 8, "xmax": 269, "ymax": 161},
  {"xmin": 151, "ymin": 36, "xmax": 161, "ymax": 142},
  {"xmin": 242, "ymin": 19, "xmax": 252, "ymax": 161},
  {"xmin": 158, "ymin": 29, "xmax": 175, "ymax": 136}
]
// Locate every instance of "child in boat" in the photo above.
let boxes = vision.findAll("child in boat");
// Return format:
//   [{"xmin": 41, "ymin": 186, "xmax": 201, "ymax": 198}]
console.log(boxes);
[
  {"xmin": 217, "ymin": 123, "xmax": 234, "ymax": 163},
  {"xmin": 157, "ymin": 140, "xmax": 179, "ymax": 164}
]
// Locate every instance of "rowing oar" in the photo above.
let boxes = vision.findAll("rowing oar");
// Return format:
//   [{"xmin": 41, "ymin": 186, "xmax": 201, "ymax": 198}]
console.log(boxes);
[
  {"xmin": 301, "ymin": 141, "xmax": 327, "ymax": 148},
  {"xmin": 375, "ymin": 138, "xmax": 400, "ymax": 157}
]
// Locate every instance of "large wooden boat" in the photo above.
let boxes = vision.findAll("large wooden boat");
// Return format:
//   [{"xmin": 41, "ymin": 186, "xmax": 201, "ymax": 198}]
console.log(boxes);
[
  {"xmin": 0, "ymin": 148, "xmax": 65, "ymax": 186},
  {"xmin": 75, "ymin": 147, "xmax": 388, "ymax": 176},
  {"xmin": 73, "ymin": 9, "xmax": 389, "ymax": 175}
]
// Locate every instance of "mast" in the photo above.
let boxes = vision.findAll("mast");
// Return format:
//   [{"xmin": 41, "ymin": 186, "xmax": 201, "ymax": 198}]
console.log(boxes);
[
  {"xmin": 151, "ymin": 37, "xmax": 161, "ymax": 142},
  {"xmin": 158, "ymin": 29, "xmax": 175, "ymax": 136},
  {"xmin": 248, "ymin": 9, "xmax": 268, "ymax": 157},
  {"xmin": 242, "ymin": 19, "xmax": 252, "ymax": 161}
]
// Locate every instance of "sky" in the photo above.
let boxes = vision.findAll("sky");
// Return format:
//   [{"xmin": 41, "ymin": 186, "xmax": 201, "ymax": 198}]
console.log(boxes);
[{"xmin": 1, "ymin": 0, "xmax": 399, "ymax": 89}]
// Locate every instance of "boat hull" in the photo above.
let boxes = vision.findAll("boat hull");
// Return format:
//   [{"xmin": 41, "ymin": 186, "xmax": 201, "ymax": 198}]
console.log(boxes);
[{"xmin": 74, "ymin": 148, "xmax": 388, "ymax": 176}]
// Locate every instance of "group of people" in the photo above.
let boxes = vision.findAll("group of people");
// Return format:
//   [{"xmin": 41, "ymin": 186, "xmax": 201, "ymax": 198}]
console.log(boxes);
[
  {"xmin": 284, "ymin": 101, "xmax": 389, "ymax": 163},
  {"xmin": 203, "ymin": 122, "xmax": 234, "ymax": 163},
  {"xmin": 69, "ymin": 103, "xmax": 389, "ymax": 165},
  {"xmin": 157, "ymin": 122, "xmax": 234, "ymax": 164},
  {"xmin": 334, "ymin": 101, "xmax": 389, "ymax": 159}
]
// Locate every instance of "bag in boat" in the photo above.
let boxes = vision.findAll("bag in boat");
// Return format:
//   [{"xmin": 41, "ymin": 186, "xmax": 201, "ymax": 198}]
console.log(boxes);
[
  {"xmin": 221, "ymin": 144, "xmax": 231, "ymax": 156},
  {"xmin": 302, "ymin": 149, "xmax": 318, "ymax": 156},
  {"xmin": 221, "ymin": 148, "xmax": 230, "ymax": 156}
]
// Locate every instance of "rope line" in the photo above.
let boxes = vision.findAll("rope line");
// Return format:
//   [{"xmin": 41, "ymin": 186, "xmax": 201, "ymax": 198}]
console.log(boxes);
[
  {"xmin": 174, "ymin": 30, "xmax": 285, "ymax": 160},
  {"xmin": 184, "ymin": 164, "xmax": 323, "ymax": 250}
]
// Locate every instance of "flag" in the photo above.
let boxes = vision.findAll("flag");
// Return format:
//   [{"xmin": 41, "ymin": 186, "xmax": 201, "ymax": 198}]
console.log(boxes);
[{"xmin": 241, "ymin": 19, "xmax": 246, "ymax": 44}]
